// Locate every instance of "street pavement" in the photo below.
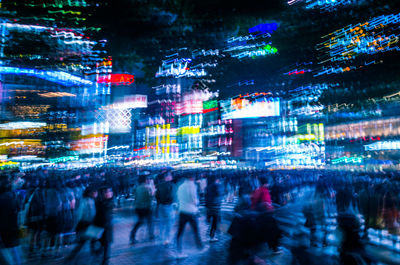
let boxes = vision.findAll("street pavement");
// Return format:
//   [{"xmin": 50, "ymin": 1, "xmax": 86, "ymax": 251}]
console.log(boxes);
[{"xmin": 23, "ymin": 198, "xmax": 293, "ymax": 265}]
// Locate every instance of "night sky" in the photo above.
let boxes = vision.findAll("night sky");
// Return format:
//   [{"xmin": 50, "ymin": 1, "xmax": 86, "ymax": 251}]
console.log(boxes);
[{"xmin": 4, "ymin": 0, "xmax": 400, "ymax": 100}]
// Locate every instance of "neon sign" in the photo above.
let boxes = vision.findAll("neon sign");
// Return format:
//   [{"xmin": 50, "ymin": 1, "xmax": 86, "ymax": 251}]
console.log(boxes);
[
  {"xmin": 106, "ymin": 95, "xmax": 147, "ymax": 109},
  {"xmin": 0, "ymin": 122, "xmax": 47, "ymax": 130},
  {"xmin": 203, "ymin": 100, "xmax": 218, "ymax": 111},
  {"xmin": 222, "ymin": 97, "xmax": 280, "ymax": 120},
  {"xmin": 249, "ymin": 23, "xmax": 278, "ymax": 34},
  {"xmin": 331, "ymin": 156, "xmax": 363, "ymax": 164},
  {"xmin": 191, "ymin": 49, "xmax": 220, "ymax": 58},
  {"xmin": 364, "ymin": 141, "xmax": 400, "ymax": 151},
  {"xmin": 224, "ymin": 42, "xmax": 270, "ymax": 52},
  {"xmin": 284, "ymin": 69, "xmax": 312, "ymax": 75},
  {"xmin": 0, "ymin": 66, "xmax": 93, "ymax": 86},
  {"xmin": 227, "ymin": 34, "xmax": 271, "ymax": 44},
  {"xmin": 155, "ymin": 61, "xmax": 207, "ymax": 78},
  {"xmin": 231, "ymin": 45, "xmax": 278, "ymax": 59},
  {"xmin": 97, "ymin": 74, "xmax": 134, "ymax": 85},
  {"xmin": 288, "ymin": 0, "xmax": 366, "ymax": 11},
  {"xmin": 316, "ymin": 13, "xmax": 400, "ymax": 74}
]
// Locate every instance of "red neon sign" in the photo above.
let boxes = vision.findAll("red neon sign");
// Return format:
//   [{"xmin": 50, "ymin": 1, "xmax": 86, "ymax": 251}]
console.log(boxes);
[
  {"xmin": 97, "ymin": 74, "xmax": 134, "ymax": 85},
  {"xmin": 285, "ymin": 69, "xmax": 311, "ymax": 76},
  {"xmin": 203, "ymin": 107, "xmax": 218, "ymax": 113}
]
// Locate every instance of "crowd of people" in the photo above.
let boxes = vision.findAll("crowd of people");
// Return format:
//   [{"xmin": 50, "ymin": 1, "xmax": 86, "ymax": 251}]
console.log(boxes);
[{"xmin": 0, "ymin": 166, "xmax": 400, "ymax": 264}]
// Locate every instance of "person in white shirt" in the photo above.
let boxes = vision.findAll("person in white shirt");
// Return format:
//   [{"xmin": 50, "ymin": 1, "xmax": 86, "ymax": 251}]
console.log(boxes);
[{"xmin": 176, "ymin": 175, "xmax": 203, "ymax": 255}]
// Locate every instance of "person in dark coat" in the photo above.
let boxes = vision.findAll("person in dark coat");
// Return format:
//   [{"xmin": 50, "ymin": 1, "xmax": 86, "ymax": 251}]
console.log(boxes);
[
  {"xmin": 337, "ymin": 212, "xmax": 374, "ymax": 265},
  {"xmin": 43, "ymin": 179, "xmax": 63, "ymax": 257},
  {"xmin": 26, "ymin": 182, "xmax": 46, "ymax": 255},
  {"xmin": 0, "ymin": 174, "xmax": 22, "ymax": 265},
  {"xmin": 93, "ymin": 187, "xmax": 114, "ymax": 265},
  {"xmin": 155, "ymin": 172, "xmax": 176, "ymax": 245},
  {"xmin": 205, "ymin": 174, "xmax": 223, "ymax": 242},
  {"xmin": 130, "ymin": 175, "xmax": 154, "ymax": 244}
]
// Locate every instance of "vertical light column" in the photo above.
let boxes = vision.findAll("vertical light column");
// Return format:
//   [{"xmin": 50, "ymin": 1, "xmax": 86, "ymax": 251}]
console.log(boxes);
[
  {"xmin": 313, "ymin": 123, "xmax": 318, "ymax": 141},
  {"xmin": 156, "ymin": 124, "xmax": 159, "ymax": 155},
  {"xmin": 167, "ymin": 123, "xmax": 170, "ymax": 158},
  {"xmin": 319, "ymin": 123, "xmax": 324, "ymax": 142},
  {"xmin": 162, "ymin": 124, "xmax": 166, "ymax": 158}
]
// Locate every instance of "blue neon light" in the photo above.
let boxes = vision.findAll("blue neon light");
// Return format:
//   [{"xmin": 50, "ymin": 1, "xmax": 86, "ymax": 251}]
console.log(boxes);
[
  {"xmin": 249, "ymin": 23, "xmax": 278, "ymax": 34},
  {"xmin": 0, "ymin": 67, "xmax": 93, "ymax": 86}
]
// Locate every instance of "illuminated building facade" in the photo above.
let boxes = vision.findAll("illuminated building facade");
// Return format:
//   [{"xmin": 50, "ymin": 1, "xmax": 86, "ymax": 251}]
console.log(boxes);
[
  {"xmin": 0, "ymin": 0, "xmax": 112, "ymax": 165},
  {"xmin": 325, "ymin": 117, "xmax": 400, "ymax": 169}
]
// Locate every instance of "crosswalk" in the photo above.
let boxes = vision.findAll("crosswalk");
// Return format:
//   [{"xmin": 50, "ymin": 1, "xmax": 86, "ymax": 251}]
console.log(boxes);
[
  {"xmin": 119, "ymin": 195, "xmax": 239, "ymax": 213},
  {"xmin": 199, "ymin": 196, "xmax": 238, "ymax": 213}
]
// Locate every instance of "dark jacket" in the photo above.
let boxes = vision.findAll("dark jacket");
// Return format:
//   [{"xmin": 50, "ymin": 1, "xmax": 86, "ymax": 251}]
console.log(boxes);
[
  {"xmin": 94, "ymin": 198, "xmax": 114, "ymax": 244},
  {"xmin": 94, "ymin": 198, "xmax": 113, "ymax": 228},
  {"xmin": 156, "ymin": 181, "xmax": 175, "ymax": 205},
  {"xmin": 27, "ymin": 188, "xmax": 46, "ymax": 225},
  {"xmin": 134, "ymin": 184, "xmax": 153, "ymax": 209},
  {"xmin": 0, "ymin": 191, "xmax": 20, "ymax": 247},
  {"xmin": 205, "ymin": 182, "xmax": 223, "ymax": 213}
]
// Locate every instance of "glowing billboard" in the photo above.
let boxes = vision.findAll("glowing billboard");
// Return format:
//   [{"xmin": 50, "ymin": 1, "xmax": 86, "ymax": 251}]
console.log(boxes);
[
  {"xmin": 222, "ymin": 97, "xmax": 280, "ymax": 120},
  {"xmin": 97, "ymin": 74, "xmax": 134, "ymax": 85}
]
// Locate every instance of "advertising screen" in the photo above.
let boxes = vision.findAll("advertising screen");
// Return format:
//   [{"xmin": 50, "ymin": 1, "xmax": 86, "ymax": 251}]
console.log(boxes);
[{"xmin": 222, "ymin": 97, "xmax": 280, "ymax": 120}]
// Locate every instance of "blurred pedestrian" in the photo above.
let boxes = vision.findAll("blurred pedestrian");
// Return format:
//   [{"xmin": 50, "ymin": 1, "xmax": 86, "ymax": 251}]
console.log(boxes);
[
  {"xmin": 252, "ymin": 176, "xmax": 282, "ymax": 254},
  {"xmin": 0, "ymin": 174, "xmax": 22, "ymax": 265},
  {"xmin": 251, "ymin": 176, "xmax": 273, "ymax": 211},
  {"xmin": 302, "ymin": 185, "xmax": 326, "ymax": 247},
  {"xmin": 65, "ymin": 186, "xmax": 98, "ymax": 263},
  {"xmin": 337, "ymin": 212, "xmax": 374, "ymax": 265},
  {"xmin": 130, "ymin": 175, "xmax": 154, "ymax": 244},
  {"xmin": 205, "ymin": 174, "xmax": 223, "ymax": 242},
  {"xmin": 155, "ymin": 172, "xmax": 176, "ymax": 245},
  {"xmin": 26, "ymin": 181, "xmax": 46, "ymax": 256},
  {"xmin": 176, "ymin": 174, "xmax": 203, "ymax": 257},
  {"xmin": 43, "ymin": 179, "xmax": 63, "ymax": 258},
  {"xmin": 93, "ymin": 187, "xmax": 114, "ymax": 265}
]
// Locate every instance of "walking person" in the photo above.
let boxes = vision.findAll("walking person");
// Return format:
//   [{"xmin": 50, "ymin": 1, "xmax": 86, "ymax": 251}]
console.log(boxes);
[
  {"xmin": 26, "ymin": 181, "xmax": 46, "ymax": 257},
  {"xmin": 65, "ymin": 187, "xmax": 98, "ymax": 264},
  {"xmin": 0, "ymin": 174, "xmax": 22, "ymax": 265},
  {"xmin": 302, "ymin": 185, "xmax": 326, "ymax": 247},
  {"xmin": 205, "ymin": 174, "xmax": 223, "ymax": 242},
  {"xmin": 155, "ymin": 172, "xmax": 176, "ymax": 245},
  {"xmin": 251, "ymin": 176, "xmax": 273, "ymax": 211},
  {"xmin": 130, "ymin": 175, "xmax": 154, "ymax": 244},
  {"xmin": 93, "ymin": 187, "xmax": 114, "ymax": 265},
  {"xmin": 251, "ymin": 176, "xmax": 282, "ymax": 255},
  {"xmin": 43, "ymin": 179, "xmax": 63, "ymax": 258},
  {"xmin": 176, "ymin": 174, "xmax": 203, "ymax": 258}
]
